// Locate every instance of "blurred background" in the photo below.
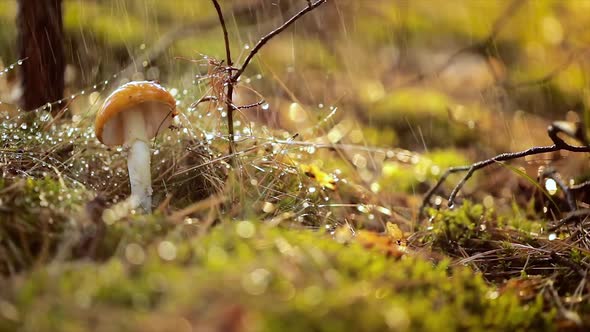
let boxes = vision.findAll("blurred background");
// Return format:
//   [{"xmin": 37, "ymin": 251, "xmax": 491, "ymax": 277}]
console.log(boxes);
[{"xmin": 1, "ymin": 0, "xmax": 589, "ymax": 204}]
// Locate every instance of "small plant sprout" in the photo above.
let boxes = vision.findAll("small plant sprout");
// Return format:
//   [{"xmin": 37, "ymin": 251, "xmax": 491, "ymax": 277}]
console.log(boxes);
[{"xmin": 95, "ymin": 81, "xmax": 178, "ymax": 213}]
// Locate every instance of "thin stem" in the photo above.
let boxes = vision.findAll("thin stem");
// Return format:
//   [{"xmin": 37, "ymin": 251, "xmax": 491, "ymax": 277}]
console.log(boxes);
[
  {"xmin": 237, "ymin": 100, "xmax": 265, "ymax": 109},
  {"xmin": 226, "ymin": 83, "xmax": 235, "ymax": 158},
  {"xmin": 211, "ymin": 0, "xmax": 233, "ymax": 68},
  {"xmin": 211, "ymin": 0, "xmax": 235, "ymax": 158},
  {"xmin": 231, "ymin": 0, "xmax": 327, "ymax": 81},
  {"xmin": 210, "ymin": 0, "xmax": 327, "ymax": 165}
]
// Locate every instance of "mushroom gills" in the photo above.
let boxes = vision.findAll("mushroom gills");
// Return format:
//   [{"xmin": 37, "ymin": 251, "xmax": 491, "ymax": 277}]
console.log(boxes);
[{"xmin": 124, "ymin": 109, "xmax": 153, "ymax": 213}]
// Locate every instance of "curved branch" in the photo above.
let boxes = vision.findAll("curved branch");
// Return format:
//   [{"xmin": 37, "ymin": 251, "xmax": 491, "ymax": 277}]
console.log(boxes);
[{"xmin": 231, "ymin": 0, "xmax": 327, "ymax": 81}]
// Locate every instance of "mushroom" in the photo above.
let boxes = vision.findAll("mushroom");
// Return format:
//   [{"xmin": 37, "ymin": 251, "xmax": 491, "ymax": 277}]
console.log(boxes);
[{"xmin": 95, "ymin": 81, "xmax": 178, "ymax": 213}]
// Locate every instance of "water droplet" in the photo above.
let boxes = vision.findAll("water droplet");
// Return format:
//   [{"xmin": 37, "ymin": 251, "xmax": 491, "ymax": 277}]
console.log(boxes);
[
  {"xmin": 261, "ymin": 103, "xmax": 270, "ymax": 110},
  {"xmin": 17, "ymin": 60, "xmax": 23, "ymax": 65},
  {"xmin": 545, "ymin": 178, "xmax": 558, "ymax": 195}
]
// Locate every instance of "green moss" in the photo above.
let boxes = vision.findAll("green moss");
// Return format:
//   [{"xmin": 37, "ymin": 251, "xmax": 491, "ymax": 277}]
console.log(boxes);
[
  {"xmin": 0, "ymin": 2, "xmax": 15, "ymax": 20},
  {"xmin": 379, "ymin": 149, "xmax": 471, "ymax": 193},
  {"xmin": 172, "ymin": 32, "xmax": 230, "ymax": 60},
  {"xmin": 360, "ymin": 126, "xmax": 399, "ymax": 147},
  {"xmin": 260, "ymin": 38, "xmax": 341, "ymax": 73},
  {"xmin": 426, "ymin": 202, "xmax": 491, "ymax": 247},
  {"xmin": 0, "ymin": 177, "xmax": 89, "ymax": 273},
  {"xmin": 496, "ymin": 202, "xmax": 546, "ymax": 237},
  {"xmin": 1, "ymin": 224, "xmax": 552, "ymax": 332},
  {"xmin": 135, "ymin": 0, "xmax": 214, "ymax": 23},
  {"xmin": 353, "ymin": 1, "xmax": 503, "ymax": 47},
  {"xmin": 369, "ymin": 89, "xmax": 479, "ymax": 148},
  {"xmin": 64, "ymin": 0, "xmax": 147, "ymax": 46},
  {"xmin": 374, "ymin": 88, "xmax": 451, "ymax": 116}
]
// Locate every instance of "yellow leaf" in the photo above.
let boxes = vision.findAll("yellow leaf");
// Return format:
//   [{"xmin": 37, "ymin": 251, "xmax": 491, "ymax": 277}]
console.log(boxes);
[
  {"xmin": 356, "ymin": 230, "xmax": 405, "ymax": 258},
  {"xmin": 386, "ymin": 222, "xmax": 404, "ymax": 241},
  {"xmin": 300, "ymin": 164, "xmax": 336, "ymax": 190}
]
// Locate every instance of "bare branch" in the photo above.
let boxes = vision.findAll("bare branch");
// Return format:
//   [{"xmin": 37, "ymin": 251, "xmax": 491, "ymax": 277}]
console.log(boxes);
[
  {"xmin": 421, "ymin": 122, "xmax": 590, "ymax": 215},
  {"xmin": 121, "ymin": 1, "xmax": 265, "ymax": 79},
  {"xmin": 231, "ymin": 0, "xmax": 328, "ymax": 81},
  {"xmin": 190, "ymin": 95, "xmax": 218, "ymax": 109},
  {"xmin": 211, "ymin": 0, "xmax": 233, "ymax": 68},
  {"xmin": 209, "ymin": 0, "xmax": 328, "ymax": 164},
  {"xmin": 542, "ymin": 168, "xmax": 576, "ymax": 212},
  {"xmin": 236, "ymin": 100, "xmax": 265, "ymax": 110},
  {"xmin": 210, "ymin": 0, "xmax": 237, "ymax": 158}
]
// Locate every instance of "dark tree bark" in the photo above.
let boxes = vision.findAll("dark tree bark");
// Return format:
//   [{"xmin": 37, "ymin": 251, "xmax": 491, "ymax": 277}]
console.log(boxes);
[{"xmin": 17, "ymin": 0, "xmax": 65, "ymax": 116}]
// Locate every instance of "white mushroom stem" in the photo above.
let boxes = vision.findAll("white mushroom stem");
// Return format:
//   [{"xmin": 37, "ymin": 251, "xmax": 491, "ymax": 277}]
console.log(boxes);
[{"xmin": 124, "ymin": 109, "xmax": 152, "ymax": 213}]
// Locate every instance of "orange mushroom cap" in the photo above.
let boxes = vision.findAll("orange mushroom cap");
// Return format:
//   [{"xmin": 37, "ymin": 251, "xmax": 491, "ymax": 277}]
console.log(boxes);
[{"xmin": 95, "ymin": 81, "xmax": 178, "ymax": 146}]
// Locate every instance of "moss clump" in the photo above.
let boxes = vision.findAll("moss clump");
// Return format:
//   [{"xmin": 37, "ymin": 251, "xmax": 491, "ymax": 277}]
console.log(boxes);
[
  {"xmin": 379, "ymin": 149, "xmax": 471, "ymax": 194},
  {"xmin": 425, "ymin": 202, "xmax": 491, "ymax": 248},
  {"xmin": 368, "ymin": 89, "xmax": 479, "ymax": 148},
  {"xmin": 0, "ymin": 223, "xmax": 552, "ymax": 332},
  {"xmin": 0, "ymin": 177, "xmax": 89, "ymax": 274}
]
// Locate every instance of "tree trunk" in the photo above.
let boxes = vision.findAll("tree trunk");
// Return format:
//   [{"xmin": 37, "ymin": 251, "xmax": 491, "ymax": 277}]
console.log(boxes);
[{"xmin": 17, "ymin": 0, "xmax": 65, "ymax": 116}]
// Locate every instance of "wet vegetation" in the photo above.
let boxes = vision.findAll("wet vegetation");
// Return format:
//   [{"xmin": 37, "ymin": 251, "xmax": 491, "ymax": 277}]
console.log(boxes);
[{"xmin": 1, "ymin": 0, "xmax": 590, "ymax": 330}]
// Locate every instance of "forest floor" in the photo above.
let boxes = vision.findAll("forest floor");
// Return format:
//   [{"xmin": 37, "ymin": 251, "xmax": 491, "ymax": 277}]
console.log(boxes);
[{"xmin": 1, "ymin": 1, "xmax": 590, "ymax": 331}]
